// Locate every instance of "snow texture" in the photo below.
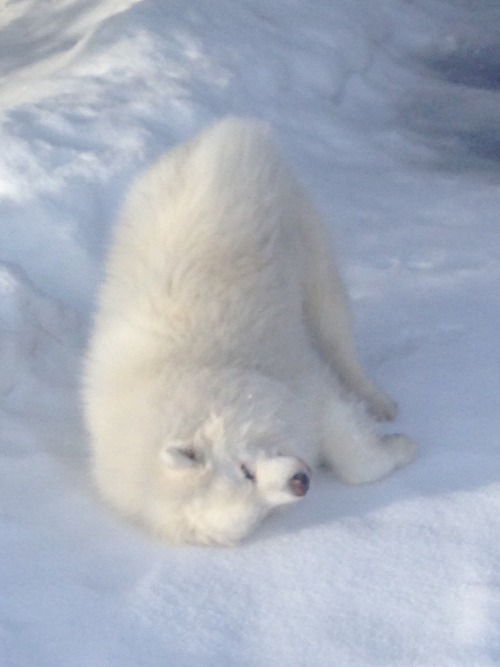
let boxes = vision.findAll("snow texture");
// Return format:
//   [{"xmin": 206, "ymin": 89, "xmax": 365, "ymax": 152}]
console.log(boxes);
[{"xmin": 1, "ymin": 0, "xmax": 499, "ymax": 665}]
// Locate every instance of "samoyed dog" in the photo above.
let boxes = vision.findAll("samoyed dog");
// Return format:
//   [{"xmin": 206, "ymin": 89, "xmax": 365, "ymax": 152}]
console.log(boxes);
[{"xmin": 83, "ymin": 118, "xmax": 416, "ymax": 546}]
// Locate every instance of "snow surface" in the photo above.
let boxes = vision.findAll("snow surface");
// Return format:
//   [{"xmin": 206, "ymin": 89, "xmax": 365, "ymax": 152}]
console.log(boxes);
[{"xmin": 1, "ymin": 0, "xmax": 500, "ymax": 665}]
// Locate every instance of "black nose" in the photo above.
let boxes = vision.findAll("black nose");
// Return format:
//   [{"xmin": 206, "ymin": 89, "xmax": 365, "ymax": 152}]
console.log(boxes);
[{"xmin": 289, "ymin": 472, "xmax": 310, "ymax": 497}]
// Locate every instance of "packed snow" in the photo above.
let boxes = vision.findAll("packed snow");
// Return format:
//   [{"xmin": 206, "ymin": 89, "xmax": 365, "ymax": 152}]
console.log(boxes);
[{"xmin": 1, "ymin": 0, "xmax": 500, "ymax": 665}]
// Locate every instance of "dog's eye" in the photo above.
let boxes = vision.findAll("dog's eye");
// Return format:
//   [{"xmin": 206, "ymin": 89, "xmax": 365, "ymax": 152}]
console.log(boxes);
[{"xmin": 241, "ymin": 463, "xmax": 255, "ymax": 481}]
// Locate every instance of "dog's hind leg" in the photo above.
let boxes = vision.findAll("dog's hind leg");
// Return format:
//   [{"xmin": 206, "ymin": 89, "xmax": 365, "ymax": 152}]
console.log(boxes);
[{"xmin": 298, "ymin": 200, "xmax": 397, "ymax": 421}]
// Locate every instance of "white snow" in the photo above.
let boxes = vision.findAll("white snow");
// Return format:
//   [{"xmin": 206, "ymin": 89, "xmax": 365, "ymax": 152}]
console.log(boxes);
[{"xmin": 1, "ymin": 0, "xmax": 500, "ymax": 665}]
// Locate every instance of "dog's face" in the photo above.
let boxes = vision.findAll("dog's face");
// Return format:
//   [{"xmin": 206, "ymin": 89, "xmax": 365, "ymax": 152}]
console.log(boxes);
[{"xmin": 155, "ymin": 414, "xmax": 310, "ymax": 545}]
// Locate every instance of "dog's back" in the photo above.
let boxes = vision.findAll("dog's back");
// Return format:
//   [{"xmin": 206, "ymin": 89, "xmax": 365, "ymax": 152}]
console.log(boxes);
[{"xmin": 95, "ymin": 118, "xmax": 310, "ymax": 376}]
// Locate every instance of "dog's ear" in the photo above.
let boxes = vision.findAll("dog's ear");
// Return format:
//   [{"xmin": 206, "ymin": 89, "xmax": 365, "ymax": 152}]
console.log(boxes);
[
  {"xmin": 161, "ymin": 414, "xmax": 223, "ymax": 470},
  {"xmin": 161, "ymin": 441, "xmax": 203, "ymax": 469}
]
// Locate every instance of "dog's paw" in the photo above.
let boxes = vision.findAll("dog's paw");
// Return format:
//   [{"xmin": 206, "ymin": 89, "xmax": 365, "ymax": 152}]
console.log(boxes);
[
  {"xmin": 364, "ymin": 389, "xmax": 398, "ymax": 422},
  {"xmin": 381, "ymin": 434, "xmax": 418, "ymax": 469}
]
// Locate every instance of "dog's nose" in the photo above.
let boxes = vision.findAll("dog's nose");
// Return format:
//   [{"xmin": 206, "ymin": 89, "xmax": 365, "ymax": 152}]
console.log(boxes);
[{"xmin": 288, "ymin": 471, "xmax": 310, "ymax": 497}]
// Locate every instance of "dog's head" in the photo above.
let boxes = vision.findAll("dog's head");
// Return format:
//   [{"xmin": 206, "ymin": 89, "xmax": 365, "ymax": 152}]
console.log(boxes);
[{"xmin": 150, "ymin": 413, "xmax": 310, "ymax": 545}]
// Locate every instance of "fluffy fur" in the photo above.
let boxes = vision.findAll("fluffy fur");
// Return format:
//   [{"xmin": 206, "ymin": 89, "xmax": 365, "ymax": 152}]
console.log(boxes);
[{"xmin": 83, "ymin": 118, "xmax": 416, "ymax": 546}]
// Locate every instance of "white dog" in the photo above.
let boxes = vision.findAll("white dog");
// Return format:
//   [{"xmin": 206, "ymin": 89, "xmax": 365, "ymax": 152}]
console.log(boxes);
[{"xmin": 83, "ymin": 118, "xmax": 416, "ymax": 545}]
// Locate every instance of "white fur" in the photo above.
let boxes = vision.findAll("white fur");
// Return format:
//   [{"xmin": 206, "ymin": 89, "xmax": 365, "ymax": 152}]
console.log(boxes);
[{"xmin": 82, "ymin": 118, "xmax": 416, "ymax": 546}]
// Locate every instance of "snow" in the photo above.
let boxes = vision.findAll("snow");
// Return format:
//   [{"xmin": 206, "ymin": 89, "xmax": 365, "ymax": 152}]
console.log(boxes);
[{"xmin": 1, "ymin": 0, "xmax": 500, "ymax": 664}]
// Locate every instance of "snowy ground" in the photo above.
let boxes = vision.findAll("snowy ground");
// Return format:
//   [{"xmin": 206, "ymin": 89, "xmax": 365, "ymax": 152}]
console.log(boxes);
[{"xmin": 1, "ymin": 1, "xmax": 500, "ymax": 665}]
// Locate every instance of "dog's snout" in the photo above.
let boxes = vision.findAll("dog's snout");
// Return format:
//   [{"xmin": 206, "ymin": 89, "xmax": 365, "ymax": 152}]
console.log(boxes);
[{"xmin": 288, "ymin": 471, "xmax": 310, "ymax": 497}]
